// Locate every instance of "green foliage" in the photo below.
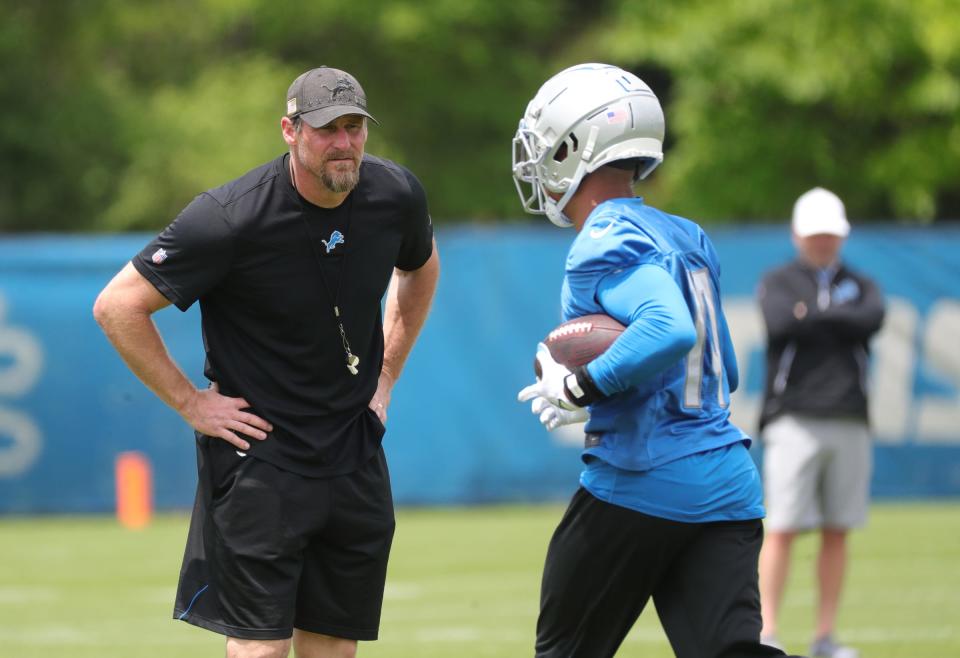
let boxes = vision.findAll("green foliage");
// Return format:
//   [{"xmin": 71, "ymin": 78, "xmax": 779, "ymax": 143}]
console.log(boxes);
[
  {"xmin": 1, "ymin": 0, "xmax": 958, "ymax": 231},
  {"xmin": 590, "ymin": 0, "xmax": 960, "ymax": 222},
  {"xmin": 102, "ymin": 56, "xmax": 289, "ymax": 230},
  {"xmin": 243, "ymin": 0, "xmax": 589, "ymax": 221},
  {"xmin": 0, "ymin": 2, "xmax": 126, "ymax": 231}
]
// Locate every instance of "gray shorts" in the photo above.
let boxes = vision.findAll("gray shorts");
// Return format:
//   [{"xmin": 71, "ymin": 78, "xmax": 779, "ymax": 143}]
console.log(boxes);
[{"xmin": 762, "ymin": 414, "xmax": 872, "ymax": 532}]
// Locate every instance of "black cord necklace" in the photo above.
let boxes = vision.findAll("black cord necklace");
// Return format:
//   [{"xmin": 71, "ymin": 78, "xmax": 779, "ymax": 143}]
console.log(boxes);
[{"xmin": 291, "ymin": 156, "xmax": 360, "ymax": 376}]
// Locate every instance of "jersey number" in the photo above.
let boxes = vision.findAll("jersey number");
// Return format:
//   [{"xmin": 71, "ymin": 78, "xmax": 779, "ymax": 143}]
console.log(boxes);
[{"xmin": 684, "ymin": 268, "xmax": 728, "ymax": 408}]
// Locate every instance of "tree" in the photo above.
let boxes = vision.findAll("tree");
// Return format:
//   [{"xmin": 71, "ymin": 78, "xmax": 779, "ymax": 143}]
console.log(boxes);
[
  {"xmin": 1, "ymin": 0, "xmax": 957, "ymax": 231},
  {"xmin": 584, "ymin": 0, "xmax": 960, "ymax": 222}
]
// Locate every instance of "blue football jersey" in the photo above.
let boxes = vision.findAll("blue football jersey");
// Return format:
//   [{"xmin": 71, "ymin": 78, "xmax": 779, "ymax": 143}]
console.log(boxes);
[{"xmin": 561, "ymin": 198, "xmax": 749, "ymax": 472}]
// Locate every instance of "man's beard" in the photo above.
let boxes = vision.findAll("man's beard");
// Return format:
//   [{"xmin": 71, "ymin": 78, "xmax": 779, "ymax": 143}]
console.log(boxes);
[
  {"xmin": 321, "ymin": 162, "xmax": 360, "ymax": 193},
  {"xmin": 297, "ymin": 144, "xmax": 361, "ymax": 193},
  {"xmin": 317, "ymin": 151, "xmax": 360, "ymax": 194}
]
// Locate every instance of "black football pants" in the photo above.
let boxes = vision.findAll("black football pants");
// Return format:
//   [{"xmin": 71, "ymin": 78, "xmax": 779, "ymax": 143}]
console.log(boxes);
[{"xmin": 536, "ymin": 487, "xmax": 795, "ymax": 658}]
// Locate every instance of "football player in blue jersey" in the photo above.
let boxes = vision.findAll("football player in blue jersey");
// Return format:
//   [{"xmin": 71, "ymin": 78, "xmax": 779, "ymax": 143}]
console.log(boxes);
[{"xmin": 514, "ymin": 64, "xmax": 796, "ymax": 658}]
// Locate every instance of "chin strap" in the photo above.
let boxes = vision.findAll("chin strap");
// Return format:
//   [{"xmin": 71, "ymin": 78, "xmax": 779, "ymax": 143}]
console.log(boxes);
[
  {"xmin": 542, "ymin": 156, "xmax": 591, "ymax": 228},
  {"xmin": 544, "ymin": 200, "xmax": 574, "ymax": 228}
]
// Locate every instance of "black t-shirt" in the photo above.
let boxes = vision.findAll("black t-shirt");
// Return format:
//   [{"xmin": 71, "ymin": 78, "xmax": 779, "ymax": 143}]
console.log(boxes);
[{"xmin": 132, "ymin": 153, "xmax": 434, "ymax": 477}]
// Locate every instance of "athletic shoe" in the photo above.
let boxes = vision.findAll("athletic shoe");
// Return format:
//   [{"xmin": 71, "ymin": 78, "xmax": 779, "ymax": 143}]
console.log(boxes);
[{"xmin": 810, "ymin": 635, "xmax": 859, "ymax": 658}]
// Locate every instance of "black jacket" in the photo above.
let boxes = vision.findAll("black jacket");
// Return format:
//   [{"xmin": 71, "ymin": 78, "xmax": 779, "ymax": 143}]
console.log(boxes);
[{"xmin": 758, "ymin": 259, "xmax": 885, "ymax": 431}]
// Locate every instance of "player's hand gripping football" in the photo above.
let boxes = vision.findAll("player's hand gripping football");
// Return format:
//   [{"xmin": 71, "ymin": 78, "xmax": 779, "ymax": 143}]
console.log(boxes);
[
  {"xmin": 517, "ymin": 343, "xmax": 581, "ymax": 411},
  {"xmin": 529, "ymin": 395, "xmax": 589, "ymax": 431}
]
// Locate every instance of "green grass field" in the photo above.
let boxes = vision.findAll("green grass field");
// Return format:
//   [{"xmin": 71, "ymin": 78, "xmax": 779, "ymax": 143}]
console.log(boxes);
[{"xmin": 1, "ymin": 502, "xmax": 958, "ymax": 657}]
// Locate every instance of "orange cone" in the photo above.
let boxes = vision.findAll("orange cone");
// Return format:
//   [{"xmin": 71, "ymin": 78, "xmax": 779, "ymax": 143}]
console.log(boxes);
[{"xmin": 116, "ymin": 451, "xmax": 153, "ymax": 529}]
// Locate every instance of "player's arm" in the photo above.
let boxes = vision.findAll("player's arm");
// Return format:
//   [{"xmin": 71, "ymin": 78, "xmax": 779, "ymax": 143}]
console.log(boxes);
[
  {"xmin": 518, "ymin": 266, "xmax": 697, "ymax": 410},
  {"xmin": 582, "ymin": 264, "xmax": 697, "ymax": 398},
  {"xmin": 371, "ymin": 239, "xmax": 440, "ymax": 421},
  {"xmin": 93, "ymin": 263, "xmax": 272, "ymax": 450}
]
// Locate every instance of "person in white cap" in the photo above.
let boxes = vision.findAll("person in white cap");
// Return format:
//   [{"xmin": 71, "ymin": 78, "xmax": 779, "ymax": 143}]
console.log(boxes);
[{"xmin": 756, "ymin": 187, "xmax": 885, "ymax": 658}]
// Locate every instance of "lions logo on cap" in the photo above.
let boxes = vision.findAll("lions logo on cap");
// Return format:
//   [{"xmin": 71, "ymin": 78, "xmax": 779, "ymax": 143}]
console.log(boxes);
[{"xmin": 327, "ymin": 75, "xmax": 356, "ymax": 101}]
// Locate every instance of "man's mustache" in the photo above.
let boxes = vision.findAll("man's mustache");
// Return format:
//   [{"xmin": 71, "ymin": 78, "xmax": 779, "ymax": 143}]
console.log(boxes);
[{"xmin": 325, "ymin": 150, "xmax": 358, "ymax": 163}]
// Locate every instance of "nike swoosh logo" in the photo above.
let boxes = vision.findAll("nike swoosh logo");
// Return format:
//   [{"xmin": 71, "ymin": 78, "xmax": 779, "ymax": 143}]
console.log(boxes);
[
  {"xmin": 236, "ymin": 450, "xmax": 247, "ymax": 458},
  {"xmin": 589, "ymin": 222, "xmax": 614, "ymax": 239}
]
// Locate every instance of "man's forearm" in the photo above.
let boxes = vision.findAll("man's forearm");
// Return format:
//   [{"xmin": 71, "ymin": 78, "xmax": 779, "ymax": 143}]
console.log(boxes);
[
  {"xmin": 381, "ymin": 243, "xmax": 440, "ymax": 382},
  {"xmin": 95, "ymin": 304, "xmax": 197, "ymax": 415}
]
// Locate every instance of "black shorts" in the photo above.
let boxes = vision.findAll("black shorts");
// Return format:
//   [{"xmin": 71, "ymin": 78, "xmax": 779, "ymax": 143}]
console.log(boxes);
[
  {"xmin": 173, "ymin": 434, "xmax": 396, "ymax": 641},
  {"xmin": 537, "ymin": 488, "xmax": 788, "ymax": 658}
]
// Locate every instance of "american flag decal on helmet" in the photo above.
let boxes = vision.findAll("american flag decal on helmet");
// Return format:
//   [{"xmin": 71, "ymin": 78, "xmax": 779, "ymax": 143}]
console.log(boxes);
[{"xmin": 605, "ymin": 107, "xmax": 628, "ymax": 124}]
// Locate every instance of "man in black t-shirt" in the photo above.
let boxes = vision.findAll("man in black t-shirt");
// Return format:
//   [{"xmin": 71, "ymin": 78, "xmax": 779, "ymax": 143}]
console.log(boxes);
[{"xmin": 94, "ymin": 66, "xmax": 439, "ymax": 658}]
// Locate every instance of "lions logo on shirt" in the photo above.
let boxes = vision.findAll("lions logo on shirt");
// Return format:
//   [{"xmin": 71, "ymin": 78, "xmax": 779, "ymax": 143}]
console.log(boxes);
[{"xmin": 322, "ymin": 230, "xmax": 345, "ymax": 253}]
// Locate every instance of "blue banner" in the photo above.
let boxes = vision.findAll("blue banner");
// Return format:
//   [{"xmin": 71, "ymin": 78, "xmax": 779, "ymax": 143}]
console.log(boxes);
[{"xmin": 0, "ymin": 226, "xmax": 958, "ymax": 512}]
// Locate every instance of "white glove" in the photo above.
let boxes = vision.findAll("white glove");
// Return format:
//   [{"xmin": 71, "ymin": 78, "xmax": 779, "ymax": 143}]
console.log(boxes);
[
  {"xmin": 517, "ymin": 342, "xmax": 578, "ymax": 410},
  {"xmin": 530, "ymin": 395, "xmax": 589, "ymax": 431}
]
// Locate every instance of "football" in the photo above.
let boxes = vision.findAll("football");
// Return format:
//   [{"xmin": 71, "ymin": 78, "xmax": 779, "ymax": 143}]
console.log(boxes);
[{"xmin": 537, "ymin": 314, "xmax": 626, "ymax": 375}]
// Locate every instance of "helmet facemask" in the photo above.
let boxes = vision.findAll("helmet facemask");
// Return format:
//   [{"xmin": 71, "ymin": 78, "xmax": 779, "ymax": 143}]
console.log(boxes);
[
  {"xmin": 512, "ymin": 125, "xmax": 552, "ymax": 221},
  {"xmin": 512, "ymin": 121, "xmax": 590, "ymax": 228}
]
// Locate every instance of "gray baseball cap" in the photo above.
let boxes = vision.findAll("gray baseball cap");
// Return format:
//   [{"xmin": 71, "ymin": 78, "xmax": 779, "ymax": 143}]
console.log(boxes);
[{"xmin": 285, "ymin": 66, "xmax": 379, "ymax": 128}]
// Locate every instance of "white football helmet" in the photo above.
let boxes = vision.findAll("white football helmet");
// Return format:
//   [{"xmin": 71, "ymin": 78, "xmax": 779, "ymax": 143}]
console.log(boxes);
[{"xmin": 512, "ymin": 63, "xmax": 665, "ymax": 227}]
